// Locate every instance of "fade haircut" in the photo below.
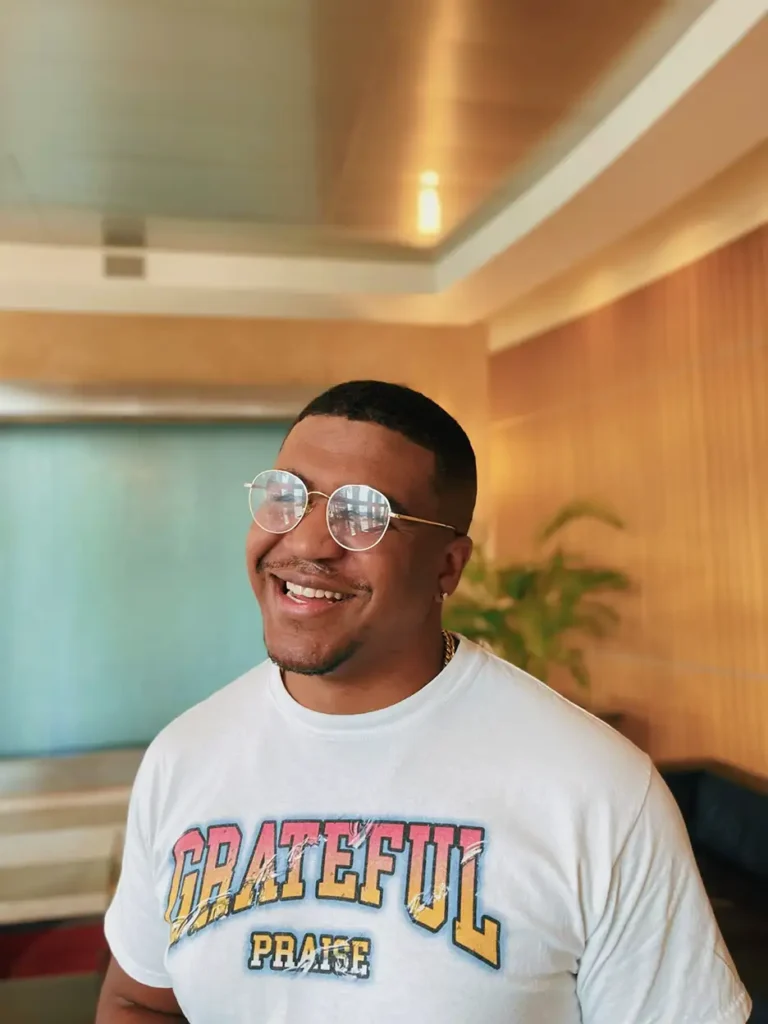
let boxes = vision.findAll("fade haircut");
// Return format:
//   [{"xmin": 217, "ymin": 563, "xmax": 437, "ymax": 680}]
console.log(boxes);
[{"xmin": 293, "ymin": 380, "xmax": 477, "ymax": 534}]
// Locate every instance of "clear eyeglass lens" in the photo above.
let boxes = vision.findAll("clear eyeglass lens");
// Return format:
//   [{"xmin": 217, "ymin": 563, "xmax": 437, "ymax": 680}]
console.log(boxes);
[
  {"xmin": 327, "ymin": 484, "xmax": 391, "ymax": 551},
  {"xmin": 249, "ymin": 471, "xmax": 307, "ymax": 534}
]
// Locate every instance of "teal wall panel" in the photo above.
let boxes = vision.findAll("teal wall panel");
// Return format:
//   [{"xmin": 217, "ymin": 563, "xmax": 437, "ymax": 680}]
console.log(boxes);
[{"xmin": 0, "ymin": 422, "xmax": 287, "ymax": 757}]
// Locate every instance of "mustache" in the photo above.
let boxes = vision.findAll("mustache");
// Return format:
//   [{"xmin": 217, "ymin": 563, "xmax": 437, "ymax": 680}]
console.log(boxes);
[{"xmin": 257, "ymin": 557, "xmax": 372, "ymax": 594}]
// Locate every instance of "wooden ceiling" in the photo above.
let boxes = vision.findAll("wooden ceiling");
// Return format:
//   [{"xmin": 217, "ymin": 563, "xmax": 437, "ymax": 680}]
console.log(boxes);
[
  {"xmin": 316, "ymin": 0, "xmax": 667, "ymax": 243},
  {"xmin": 1, "ymin": 0, "xmax": 667, "ymax": 249}
]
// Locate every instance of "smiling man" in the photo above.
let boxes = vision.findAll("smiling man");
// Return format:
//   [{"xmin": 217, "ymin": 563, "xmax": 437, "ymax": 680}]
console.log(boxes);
[{"xmin": 98, "ymin": 380, "xmax": 750, "ymax": 1024}]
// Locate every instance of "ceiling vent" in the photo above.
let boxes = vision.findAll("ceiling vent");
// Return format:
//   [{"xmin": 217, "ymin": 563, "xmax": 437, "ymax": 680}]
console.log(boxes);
[{"xmin": 102, "ymin": 217, "xmax": 146, "ymax": 279}]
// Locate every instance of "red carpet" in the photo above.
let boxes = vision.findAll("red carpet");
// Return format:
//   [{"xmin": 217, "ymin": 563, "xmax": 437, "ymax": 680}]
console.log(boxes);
[{"xmin": 0, "ymin": 919, "xmax": 107, "ymax": 979}]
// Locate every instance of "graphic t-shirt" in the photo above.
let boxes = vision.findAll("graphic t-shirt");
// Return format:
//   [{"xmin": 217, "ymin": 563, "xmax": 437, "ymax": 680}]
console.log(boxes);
[{"xmin": 106, "ymin": 640, "xmax": 751, "ymax": 1023}]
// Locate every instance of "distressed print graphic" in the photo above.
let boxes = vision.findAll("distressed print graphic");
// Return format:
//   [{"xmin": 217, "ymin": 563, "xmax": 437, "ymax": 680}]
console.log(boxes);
[{"xmin": 163, "ymin": 816, "xmax": 502, "ymax": 975}]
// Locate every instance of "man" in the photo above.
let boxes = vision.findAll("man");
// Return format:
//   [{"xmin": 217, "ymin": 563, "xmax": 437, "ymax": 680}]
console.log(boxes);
[{"xmin": 98, "ymin": 380, "xmax": 750, "ymax": 1023}]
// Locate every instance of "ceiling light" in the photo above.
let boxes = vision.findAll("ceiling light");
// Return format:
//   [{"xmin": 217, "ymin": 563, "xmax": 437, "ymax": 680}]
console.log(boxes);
[{"xmin": 418, "ymin": 171, "xmax": 441, "ymax": 237}]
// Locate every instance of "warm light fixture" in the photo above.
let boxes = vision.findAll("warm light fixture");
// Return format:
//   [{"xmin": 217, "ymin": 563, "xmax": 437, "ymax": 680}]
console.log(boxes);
[{"xmin": 418, "ymin": 170, "xmax": 442, "ymax": 237}]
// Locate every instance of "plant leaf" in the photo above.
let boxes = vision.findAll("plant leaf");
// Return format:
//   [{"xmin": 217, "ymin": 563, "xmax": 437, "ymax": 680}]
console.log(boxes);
[
  {"xmin": 566, "ymin": 568, "xmax": 632, "ymax": 593},
  {"xmin": 535, "ymin": 500, "xmax": 626, "ymax": 545},
  {"xmin": 497, "ymin": 566, "xmax": 536, "ymax": 600},
  {"xmin": 563, "ymin": 647, "xmax": 590, "ymax": 689},
  {"xmin": 571, "ymin": 603, "xmax": 619, "ymax": 638},
  {"xmin": 448, "ymin": 521, "xmax": 632, "ymax": 700}
]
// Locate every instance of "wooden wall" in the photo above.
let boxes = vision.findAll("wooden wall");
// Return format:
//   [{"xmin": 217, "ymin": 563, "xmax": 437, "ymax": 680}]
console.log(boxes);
[
  {"xmin": 0, "ymin": 313, "xmax": 490, "ymax": 524},
  {"xmin": 490, "ymin": 224, "xmax": 768, "ymax": 776}
]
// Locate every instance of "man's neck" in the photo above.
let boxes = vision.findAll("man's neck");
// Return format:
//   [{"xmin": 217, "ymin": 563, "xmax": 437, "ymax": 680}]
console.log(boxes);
[{"xmin": 282, "ymin": 632, "xmax": 448, "ymax": 716}]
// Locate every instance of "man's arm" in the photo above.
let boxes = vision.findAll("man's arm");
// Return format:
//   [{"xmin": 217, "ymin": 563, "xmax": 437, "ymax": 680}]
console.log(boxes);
[
  {"xmin": 100, "ymin": 745, "xmax": 184, "ymax": 1019},
  {"xmin": 577, "ymin": 767, "xmax": 751, "ymax": 1023},
  {"xmin": 96, "ymin": 958, "xmax": 186, "ymax": 1022}
]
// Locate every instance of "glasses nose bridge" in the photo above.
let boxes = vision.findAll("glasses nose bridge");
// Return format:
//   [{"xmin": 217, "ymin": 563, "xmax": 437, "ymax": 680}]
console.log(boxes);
[
  {"xmin": 284, "ymin": 488, "xmax": 339, "ymax": 555},
  {"xmin": 303, "ymin": 488, "xmax": 330, "ymax": 517}
]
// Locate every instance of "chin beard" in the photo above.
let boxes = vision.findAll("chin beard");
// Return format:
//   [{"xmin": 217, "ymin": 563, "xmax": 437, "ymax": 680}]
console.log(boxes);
[{"xmin": 268, "ymin": 639, "xmax": 362, "ymax": 677}]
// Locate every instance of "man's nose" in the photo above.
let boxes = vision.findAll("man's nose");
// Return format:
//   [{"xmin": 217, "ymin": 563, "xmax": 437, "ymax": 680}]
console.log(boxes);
[{"xmin": 280, "ymin": 499, "xmax": 339, "ymax": 560}]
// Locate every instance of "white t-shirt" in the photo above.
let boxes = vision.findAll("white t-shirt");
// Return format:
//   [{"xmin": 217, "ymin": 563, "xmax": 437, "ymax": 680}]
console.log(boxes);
[{"xmin": 106, "ymin": 640, "xmax": 751, "ymax": 1024}]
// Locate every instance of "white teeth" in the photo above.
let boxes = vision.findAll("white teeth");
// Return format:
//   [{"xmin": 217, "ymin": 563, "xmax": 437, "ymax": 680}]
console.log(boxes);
[{"xmin": 285, "ymin": 581, "xmax": 344, "ymax": 601}]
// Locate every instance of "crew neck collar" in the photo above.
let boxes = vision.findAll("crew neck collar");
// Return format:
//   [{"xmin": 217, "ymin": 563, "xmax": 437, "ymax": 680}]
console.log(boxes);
[{"xmin": 266, "ymin": 638, "xmax": 478, "ymax": 735}]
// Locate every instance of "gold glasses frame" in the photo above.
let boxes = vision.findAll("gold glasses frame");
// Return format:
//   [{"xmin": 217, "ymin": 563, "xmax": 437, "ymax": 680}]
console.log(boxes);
[{"xmin": 244, "ymin": 470, "xmax": 456, "ymax": 552}]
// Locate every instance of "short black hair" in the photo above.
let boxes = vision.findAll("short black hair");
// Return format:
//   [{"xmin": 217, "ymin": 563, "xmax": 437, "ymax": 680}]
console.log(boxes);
[{"xmin": 294, "ymin": 380, "xmax": 477, "ymax": 533}]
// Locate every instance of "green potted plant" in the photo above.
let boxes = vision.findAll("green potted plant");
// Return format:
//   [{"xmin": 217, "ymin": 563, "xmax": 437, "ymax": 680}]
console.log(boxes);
[{"xmin": 444, "ymin": 500, "xmax": 632, "ymax": 708}]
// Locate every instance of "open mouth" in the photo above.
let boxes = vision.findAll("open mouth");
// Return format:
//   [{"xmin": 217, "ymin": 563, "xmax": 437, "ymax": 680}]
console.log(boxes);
[
  {"xmin": 271, "ymin": 574, "xmax": 353, "ymax": 605},
  {"xmin": 284, "ymin": 580, "xmax": 346, "ymax": 602}
]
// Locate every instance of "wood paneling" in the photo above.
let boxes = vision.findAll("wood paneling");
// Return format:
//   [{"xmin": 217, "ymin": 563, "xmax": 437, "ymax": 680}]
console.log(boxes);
[
  {"xmin": 0, "ymin": 312, "xmax": 490, "ymax": 524},
  {"xmin": 490, "ymin": 224, "xmax": 768, "ymax": 775}
]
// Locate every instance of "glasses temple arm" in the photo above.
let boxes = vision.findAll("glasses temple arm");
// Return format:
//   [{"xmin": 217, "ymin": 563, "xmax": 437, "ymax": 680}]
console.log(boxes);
[{"xmin": 391, "ymin": 512, "xmax": 457, "ymax": 532}]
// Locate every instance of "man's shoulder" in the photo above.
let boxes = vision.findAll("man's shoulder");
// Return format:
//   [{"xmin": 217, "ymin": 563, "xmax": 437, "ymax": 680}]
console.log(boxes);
[
  {"xmin": 142, "ymin": 659, "xmax": 273, "ymax": 769},
  {"xmin": 464, "ymin": 642, "xmax": 651, "ymax": 798}
]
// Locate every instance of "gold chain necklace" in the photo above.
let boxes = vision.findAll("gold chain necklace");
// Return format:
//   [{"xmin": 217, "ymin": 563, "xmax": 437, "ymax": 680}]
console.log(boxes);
[{"xmin": 442, "ymin": 629, "xmax": 456, "ymax": 668}]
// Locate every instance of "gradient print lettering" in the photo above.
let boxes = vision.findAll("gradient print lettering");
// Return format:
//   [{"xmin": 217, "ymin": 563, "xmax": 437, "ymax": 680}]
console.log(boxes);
[{"xmin": 164, "ymin": 817, "xmax": 501, "ymax": 971}]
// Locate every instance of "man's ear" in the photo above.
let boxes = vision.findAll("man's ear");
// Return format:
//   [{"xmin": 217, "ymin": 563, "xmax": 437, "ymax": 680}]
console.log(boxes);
[{"xmin": 438, "ymin": 535, "xmax": 473, "ymax": 599}]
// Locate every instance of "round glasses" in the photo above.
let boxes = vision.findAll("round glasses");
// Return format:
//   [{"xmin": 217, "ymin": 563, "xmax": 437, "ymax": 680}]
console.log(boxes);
[{"xmin": 245, "ymin": 470, "xmax": 456, "ymax": 552}]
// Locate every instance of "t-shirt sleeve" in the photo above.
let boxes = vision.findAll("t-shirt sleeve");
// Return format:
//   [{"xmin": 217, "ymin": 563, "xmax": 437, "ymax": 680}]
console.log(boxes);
[
  {"xmin": 104, "ymin": 746, "xmax": 173, "ymax": 989},
  {"xmin": 577, "ymin": 767, "xmax": 751, "ymax": 1024}
]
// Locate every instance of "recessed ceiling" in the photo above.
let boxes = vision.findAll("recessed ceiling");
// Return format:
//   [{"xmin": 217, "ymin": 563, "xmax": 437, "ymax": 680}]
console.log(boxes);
[
  {"xmin": 0, "ymin": 0, "xmax": 764, "ymax": 325},
  {"xmin": 2, "ymin": 0, "xmax": 665, "ymax": 249}
]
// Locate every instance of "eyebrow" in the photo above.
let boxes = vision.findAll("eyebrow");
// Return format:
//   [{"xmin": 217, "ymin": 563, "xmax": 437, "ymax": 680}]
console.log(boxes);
[
  {"xmin": 384, "ymin": 494, "xmax": 410, "ymax": 516},
  {"xmin": 276, "ymin": 467, "xmax": 412, "ymax": 517}
]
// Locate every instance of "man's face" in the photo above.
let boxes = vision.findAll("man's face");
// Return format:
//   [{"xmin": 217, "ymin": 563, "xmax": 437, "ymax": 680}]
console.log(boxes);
[{"xmin": 246, "ymin": 415, "xmax": 469, "ymax": 676}]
